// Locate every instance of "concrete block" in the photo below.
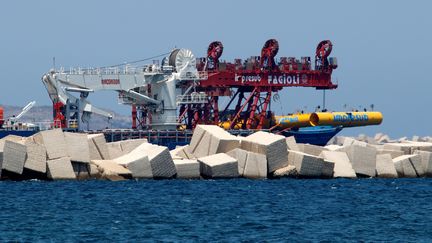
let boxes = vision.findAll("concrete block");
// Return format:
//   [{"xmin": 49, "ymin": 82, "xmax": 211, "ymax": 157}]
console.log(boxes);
[
  {"xmin": 404, "ymin": 141, "xmax": 432, "ymax": 153},
  {"xmin": 375, "ymin": 154, "xmax": 398, "ymax": 178},
  {"xmin": 34, "ymin": 129, "xmax": 68, "ymax": 160},
  {"xmin": 409, "ymin": 154, "xmax": 425, "ymax": 177},
  {"xmin": 300, "ymin": 143, "xmax": 328, "ymax": 157},
  {"xmin": 319, "ymin": 151, "xmax": 356, "ymax": 178},
  {"xmin": 2, "ymin": 140, "xmax": 27, "ymax": 174},
  {"xmin": 345, "ymin": 145, "xmax": 377, "ymax": 177},
  {"xmin": 174, "ymin": 159, "xmax": 200, "ymax": 179},
  {"xmin": 170, "ymin": 145, "xmax": 195, "ymax": 160},
  {"xmin": 134, "ymin": 143, "xmax": 177, "ymax": 178},
  {"xmin": 72, "ymin": 162, "xmax": 90, "ymax": 180},
  {"xmin": 376, "ymin": 149, "xmax": 404, "ymax": 159},
  {"xmin": 413, "ymin": 150, "xmax": 432, "ymax": 176},
  {"xmin": 64, "ymin": 132, "xmax": 90, "ymax": 163},
  {"xmin": 91, "ymin": 159, "xmax": 132, "ymax": 180},
  {"xmin": 243, "ymin": 151, "xmax": 267, "ymax": 179},
  {"xmin": 114, "ymin": 144, "xmax": 152, "ymax": 179},
  {"xmin": 199, "ymin": 153, "xmax": 239, "ymax": 178},
  {"xmin": 88, "ymin": 136, "xmax": 102, "ymax": 160},
  {"xmin": 120, "ymin": 139, "xmax": 148, "ymax": 154},
  {"xmin": 321, "ymin": 160, "xmax": 335, "ymax": 178},
  {"xmin": 343, "ymin": 137, "xmax": 368, "ymax": 147},
  {"xmin": 88, "ymin": 134, "xmax": 110, "ymax": 160},
  {"xmin": 241, "ymin": 131, "xmax": 288, "ymax": 173},
  {"xmin": 189, "ymin": 125, "xmax": 240, "ymax": 158},
  {"xmin": 107, "ymin": 141, "xmax": 124, "ymax": 159},
  {"xmin": 383, "ymin": 143, "xmax": 414, "ymax": 155},
  {"xmin": 47, "ymin": 157, "xmax": 76, "ymax": 180},
  {"xmin": 24, "ymin": 138, "xmax": 47, "ymax": 173},
  {"xmin": 226, "ymin": 148, "xmax": 248, "ymax": 176},
  {"xmin": 88, "ymin": 164, "xmax": 102, "ymax": 178},
  {"xmin": 285, "ymin": 136, "xmax": 299, "ymax": 151},
  {"xmin": 324, "ymin": 145, "xmax": 344, "ymax": 151},
  {"xmin": 393, "ymin": 155, "xmax": 418, "ymax": 178},
  {"xmin": 288, "ymin": 150, "xmax": 324, "ymax": 177},
  {"xmin": 273, "ymin": 165, "xmax": 298, "ymax": 177}
]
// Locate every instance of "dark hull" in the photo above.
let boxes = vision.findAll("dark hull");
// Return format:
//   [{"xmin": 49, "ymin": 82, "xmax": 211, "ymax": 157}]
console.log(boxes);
[{"xmin": 0, "ymin": 130, "xmax": 38, "ymax": 139}]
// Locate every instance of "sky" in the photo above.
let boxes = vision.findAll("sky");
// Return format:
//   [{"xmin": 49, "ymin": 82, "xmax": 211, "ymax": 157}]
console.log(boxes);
[{"xmin": 0, "ymin": 0, "xmax": 431, "ymax": 138}]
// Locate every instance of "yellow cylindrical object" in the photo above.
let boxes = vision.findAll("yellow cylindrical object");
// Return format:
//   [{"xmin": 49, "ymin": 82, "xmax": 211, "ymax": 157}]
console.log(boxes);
[
  {"xmin": 219, "ymin": 121, "xmax": 244, "ymax": 130},
  {"xmin": 274, "ymin": 114, "xmax": 312, "ymax": 129},
  {"xmin": 310, "ymin": 112, "xmax": 383, "ymax": 127}
]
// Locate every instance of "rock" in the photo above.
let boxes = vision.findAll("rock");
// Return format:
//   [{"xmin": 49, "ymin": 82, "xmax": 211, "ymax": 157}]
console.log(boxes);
[
  {"xmin": 288, "ymin": 150, "xmax": 324, "ymax": 177},
  {"xmin": 319, "ymin": 151, "xmax": 356, "ymax": 178},
  {"xmin": 2, "ymin": 140, "xmax": 27, "ymax": 175},
  {"xmin": 413, "ymin": 150, "xmax": 432, "ymax": 177},
  {"xmin": 91, "ymin": 160, "xmax": 132, "ymax": 180},
  {"xmin": 87, "ymin": 134, "xmax": 110, "ymax": 160},
  {"xmin": 198, "ymin": 153, "xmax": 239, "ymax": 178},
  {"xmin": 241, "ymin": 131, "xmax": 288, "ymax": 173},
  {"xmin": 285, "ymin": 136, "xmax": 299, "ymax": 151},
  {"xmin": 273, "ymin": 165, "xmax": 298, "ymax": 177},
  {"xmin": 64, "ymin": 132, "xmax": 91, "ymax": 163},
  {"xmin": 393, "ymin": 155, "xmax": 420, "ymax": 178},
  {"xmin": 47, "ymin": 157, "xmax": 76, "ymax": 180},
  {"xmin": 345, "ymin": 145, "xmax": 377, "ymax": 177},
  {"xmin": 34, "ymin": 129, "xmax": 68, "ymax": 160},
  {"xmin": 24, "ymin": 138, "xmax": 47, "ymax": 173},
  {"xmin": 173, "ymin": 159, "xmax": 200, "ymax": 179},
  {"xmin": 375, "ymin": 154, "xmax": 398, "ymax": 178}
]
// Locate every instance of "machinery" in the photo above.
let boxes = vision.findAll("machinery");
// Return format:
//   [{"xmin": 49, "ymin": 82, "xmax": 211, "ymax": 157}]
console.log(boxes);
[
  {"xmin": 0, "ymin": 101, "xmax": 40, "ymax": 138},
  {"xmin": 41, "ymin": 39, "xmax": 382, "ymax": 146}
]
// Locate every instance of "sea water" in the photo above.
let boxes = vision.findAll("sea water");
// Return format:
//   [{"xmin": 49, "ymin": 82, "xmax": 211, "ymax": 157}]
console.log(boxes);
[{"xmin": 0, "ymin": 178, "xmax": 431, "ymax": 242}]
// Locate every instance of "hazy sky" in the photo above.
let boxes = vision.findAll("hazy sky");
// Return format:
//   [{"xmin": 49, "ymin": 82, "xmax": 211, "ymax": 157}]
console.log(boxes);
[{"xmin": 0, "ymin": 0, "xmax": 431, "ymax": 138}]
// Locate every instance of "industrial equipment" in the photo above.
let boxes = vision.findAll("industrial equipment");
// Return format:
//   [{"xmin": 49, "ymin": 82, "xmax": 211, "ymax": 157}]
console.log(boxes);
[{"xmin": 40, "ymin": 39, "xmax": 381, "ymax": 146}]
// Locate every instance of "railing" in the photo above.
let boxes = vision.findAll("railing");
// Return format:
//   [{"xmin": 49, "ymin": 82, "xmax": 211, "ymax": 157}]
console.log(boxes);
[{"xmin": 176, "ymin": 92, "xmax": 208, "ymax": 105}]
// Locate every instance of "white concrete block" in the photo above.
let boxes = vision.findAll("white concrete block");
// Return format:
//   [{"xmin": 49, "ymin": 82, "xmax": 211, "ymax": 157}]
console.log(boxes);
[
  {"xmin": 64, "ymin": 132, "xmax": 90, "ymax": 163},
  {"xmin": 409, "ymin": 154, "xmax": 425, "ymax": 177},
  {"xmin": 289, "ymin": 150, "xmax": 324, "ymax": 177},
  {"xmin": 300, "ymin": 143, "xmax": 328, "ymax": 157},
  {"xmin": 226, "ymin": 148, "xmax": 248, "ymax": 176},
  {"xmin": 393, "ymin": 155, "xmax": 418, "ymax": 178},
  {"xmin": 107, "ymin": 141, "xmax": 124, "ymax": 159},
  {"xmin": 243, "ymin": 151, "xmax": 267, "ymax": 179},
  {"xmin": 199, "ymin": 153, "xmax": 239, "ymax": 178},
  {"xmin": 34, "ymin": 129, "xmax": 68, "ymax": 160},
  {"xmin": 413, "ymin": 150, "xmax": 432, "ymax": 176},
  {"xmin": 285, "ymin": 136, "xmax": 299, "ymax": 151},
  {"xmin": 189, "ymin": 125, "xmax": 240, "ymax": 158},
  {"xmin": 91, "ymin": 159, "xmax": 132, "ymax": 180},
  {"xmin": 375, "ymin": 154, "xmax": 398, "ymax": 178},
  {"xmin": 241, "ymin": 131, "xmax": 288, "ymax": 173},
  {"xmin": 319, "ymin": 151, "xmax": 356, "ymax": 178},
  {"xmin": 114, "ymin": 144, "xmax": 152, "ymax": 179},
  {"xmin": 376, "ymin": 149, "xmax": 404, "ymax": 159},
  {"xmin": 2, "ymin": 140, "xmax": 27, "ymax": 174},
  {"xmin": 174, "ymin": 159, "xmax": 200, "ymax": 179},
  {"xmin": 273, "ymin": 165, "xmax": 298, "ymax": 177},
  {"xmin": 47, "ymin": 157, "xmax": 76, "ymax": 180},
  {"xmin": 88, "ymin": 134, "xmax": 110, "ymax": 160},
  {"xmin": 120, "ymin": 139, "xmax": 148, "ymax": 154},
  {"xmin": 345, "ymin": 145, "xmax": 377, "ymax": 177},
  {"xmin": 24, "ymin": 138, "xmax": 47, "ymax": 173}
]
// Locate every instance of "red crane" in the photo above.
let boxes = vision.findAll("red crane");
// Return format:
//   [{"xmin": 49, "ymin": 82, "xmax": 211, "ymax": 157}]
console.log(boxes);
[{"xmin": 181, "ymin": 39, "xmax": 338, "ymax": 130}]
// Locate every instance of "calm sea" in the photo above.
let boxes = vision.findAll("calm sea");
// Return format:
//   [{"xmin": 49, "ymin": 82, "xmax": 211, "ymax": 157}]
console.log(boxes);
[{"xmin": 0, "ymin": 178, "xmax": 431, "ymax": 242}]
